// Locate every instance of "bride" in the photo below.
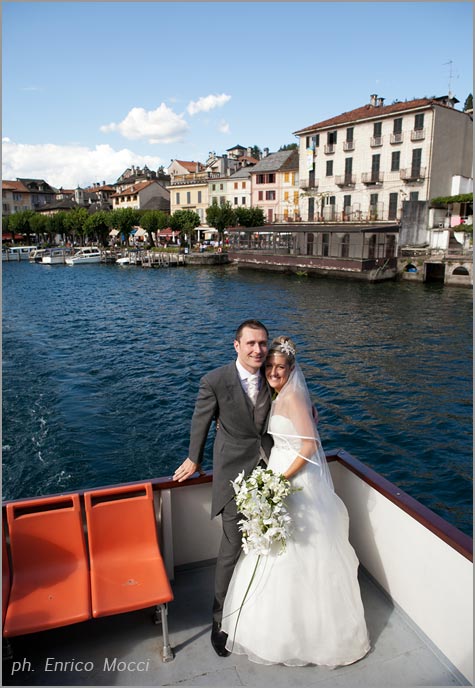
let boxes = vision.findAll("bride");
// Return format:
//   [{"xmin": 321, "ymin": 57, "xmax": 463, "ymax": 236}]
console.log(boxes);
[{"xmin": 221, "ymin": 336, "xmax": 370, "ymax": 667}]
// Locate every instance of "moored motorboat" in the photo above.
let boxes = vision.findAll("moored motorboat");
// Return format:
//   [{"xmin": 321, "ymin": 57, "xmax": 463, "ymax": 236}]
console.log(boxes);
[
  {"xmin": 1, "ymin": 449, "xmax": 472, "ymax": 686},
  {"xmin": 40, "ymin": 247, "xmax": 74, "ymax": 265},
  {"xmin": 3, "ymin": 246, "xmax": 37, "ymax": 261},
  {"xmin": 65, "ymin": 247, "xmax": 102, "ymax": 265}
]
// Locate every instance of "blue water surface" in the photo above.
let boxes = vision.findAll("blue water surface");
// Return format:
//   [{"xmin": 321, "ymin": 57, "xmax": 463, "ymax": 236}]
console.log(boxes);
[{"xmin": 2, "ymin": 261, "xmax": 472, "ymax": 535}]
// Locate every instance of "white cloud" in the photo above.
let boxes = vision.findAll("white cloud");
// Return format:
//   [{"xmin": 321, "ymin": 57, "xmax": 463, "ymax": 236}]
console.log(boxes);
[
  {"xmin": 187, "ymin": 93, "xmax": 231, "ymax": 116},
  {"xmin": 100, "ymin": 103, "xmax": 189, "ymax": 144},
  {"xmin": 218, "ymin": 120, "xmax": 230, "ymax": 134},
  {"xmin": 2, "ymin": 139, "xmax": 163, "ymax": 189}
]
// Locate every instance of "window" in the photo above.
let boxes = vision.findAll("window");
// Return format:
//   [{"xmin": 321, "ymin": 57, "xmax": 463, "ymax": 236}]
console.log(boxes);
[
  {"xmin": 265, "ymin": 190, "xmax": 276, "ymax": 200},
  {"xmin": 391, "ymin": 151, "xmax": 400, "ymax": 171},
  {"xmin": 241, "ymin": 197, "xmax": 246, "ymax": 205},
  {"xmin": 371, "ymin": 154, "xmax": 381, "ymax": 178},
  {"xmin": 242, "ymin": 182, "xmax": 246, "ymax": 189},
  {"xmin": 293, "ymin": 191, "xmax": 299, "ymax": 205},
  {"xmin": 186, "ymin": 191, "xmax": 191, "ymax": 204},
  {"xmin": 388, "ymin": 192, "xmax": 398, "ymax": 220},
  {"xmin": 409, "ymin": 191, "xmax": 419, "ymax": 201},
  {"xmin": 411, "ymin": 148, "xmax": 422, "ymax": 176},
  {"xmin": 234, "ymin": 197, "xmax": 238, "ymax": 205},
  {"xmin": 176, "ymin": 192, "xmax": 180, "ymax": 204},
  {"xmin": 414, "ymin": 113, "xmax": 424, "ymax": 130},
  {"xmin": 258, "ymin": 191, "xmax": 263, "ymax": 201},
  {"xmin": 343, "ymin": 195, "xmax": 351, "ymax": 216},
  {"xmin": 234, "ymin": 182, "xmax": 238, "ymax": 189},
  {"xmin": 373, "ymin": 122, "xmax": 382, "ymax": 137},
  {"xmin": 341, "ymin": 234, "xmax": 350, "ymax": 258},
  {"xmin": 370, "ymin": 193, "xmax": 379, "ymax": 219},
  {"xmin": 328, "ymin": 130, "xmax": 337, "ymax": 144},
  {"xmin": 268, "ymin": 173, "xmax": 275, "ymax": 183},
  {"xmin": 326, "ymin": 160, "xmax": 333, "ymax": 176},
  {"xmin": 198, "ymin": 191, "xmax": 202, "ymax": 203},
  {"xmin": 393, "ymin": 118, "xmax": 402, "ymax": 134},
  {"xmin": 284, "ymin": 173, "xmax": 289, "ymax": 183},
  {"xmin": 346, "ymin": 127, "xmax": 354, "ymax": 142},
  {"xmin": 322, "ymin": 233, "xmax": 330, "ymax": 256},
  {"xmin": 220, "ymin": 184, "xmax": 224, "ymax": 190},
  {"xmin": 306, "ymin": 134, "xmax": 319, "ymax": 149},
  {"xmin": 212, "ymin": 184, "xmax": 216, "ymax": 191},
  {"xmin": 344, "ymin": 158, "xmax": 353, "ymax": 182},
  {"xmin": 284, "ymin": 191, "xmax": 289, "ymax": 201},
  {"xmin": 219, "ymin": 196, "xmax": 225, "ymax": 205},
  {"xmin": 308, "ymin": 197, "xmax": 315, "ymax": 221}
]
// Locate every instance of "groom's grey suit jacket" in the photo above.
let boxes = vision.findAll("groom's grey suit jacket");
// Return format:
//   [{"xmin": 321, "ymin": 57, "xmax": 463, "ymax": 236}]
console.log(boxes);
[{"xmin": 188, "ymin": 361, "xmax": 273, "ymax": 518}]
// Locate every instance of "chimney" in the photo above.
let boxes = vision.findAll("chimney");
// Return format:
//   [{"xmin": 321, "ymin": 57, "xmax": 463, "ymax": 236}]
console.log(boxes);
[
  {"xmin": 370, "ymin": 94, "xmax": 378, "ymax": 107},
  {"xmin": 196, "ymin": 162, "xmax": 200, "ymax": 173},
  {"xmin": 377, "ymin": 97, "xmax": 385, "ymax": 107},
  {"xmin": 263, "ymin": 147, "xmax": 269, "ymax": 158},
  {"xmin": 247, "ymin": 147, "xmax": 252, "ymax": 156}
]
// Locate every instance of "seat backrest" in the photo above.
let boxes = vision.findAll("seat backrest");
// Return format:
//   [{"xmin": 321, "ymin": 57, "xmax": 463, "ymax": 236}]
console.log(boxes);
[
  {"xmin": 84, "ymin": 483, "xmax": 161, "ymax": 561},
  {"xmin": 6, "ymin": 494, "xmax": 88, "ymax": 584}
]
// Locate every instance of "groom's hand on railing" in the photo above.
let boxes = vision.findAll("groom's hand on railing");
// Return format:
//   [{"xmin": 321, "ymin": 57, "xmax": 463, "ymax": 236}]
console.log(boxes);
[{"xmin": 173, "ymin": 458, "xmax": 201, "ymax": 482}]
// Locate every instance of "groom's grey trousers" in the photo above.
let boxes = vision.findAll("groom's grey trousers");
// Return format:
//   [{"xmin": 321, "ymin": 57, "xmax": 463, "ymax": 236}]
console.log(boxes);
[{"xmin": 213, "ymin": 498, "xmax": 242, "ymax": 623}]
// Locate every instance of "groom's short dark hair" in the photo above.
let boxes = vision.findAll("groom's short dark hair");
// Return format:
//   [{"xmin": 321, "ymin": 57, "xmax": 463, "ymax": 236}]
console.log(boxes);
[{"xmin": 235, "ymin": 319, "xmax": 269, "ymax": 341}]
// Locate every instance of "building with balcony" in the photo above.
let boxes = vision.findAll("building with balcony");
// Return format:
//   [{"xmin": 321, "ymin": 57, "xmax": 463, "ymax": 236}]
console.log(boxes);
[{"xmin": 294, "ymin": 94, "xmax": 473, "ymax": 240}]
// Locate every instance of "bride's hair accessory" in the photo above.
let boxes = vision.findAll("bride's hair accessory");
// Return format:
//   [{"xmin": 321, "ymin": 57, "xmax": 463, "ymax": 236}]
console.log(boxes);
[
  {"xmin": 279, "ymin": 339, "xmax": 296, "ymax": 356},
  {"xmin": 269, "ymin": 336, "xmax": 297, "ymax": 362}
]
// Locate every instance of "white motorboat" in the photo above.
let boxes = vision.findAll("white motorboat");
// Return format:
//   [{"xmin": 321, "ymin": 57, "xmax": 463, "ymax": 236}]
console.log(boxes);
[
  {"xmin": 1, "ymin": 449, "xmax": 472, "ymax": 686},
  {"xmin": 40, "ymin": 248, "xmax": 74, "ymax": 265},
  {"xmin": 65, "ymin": 247, "xmax": 102, "ymax": 265},
  {"xmin": 3, "ymin": 246, "xmax": 37, "ymax": 261},
  {"xmin": 116, "ymin": 255, "xmax": 130, "ymax": 265}
]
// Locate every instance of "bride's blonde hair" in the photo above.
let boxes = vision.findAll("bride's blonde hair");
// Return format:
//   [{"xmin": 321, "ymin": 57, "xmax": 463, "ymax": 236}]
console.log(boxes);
[{"xmin": 268, "ymin": 336, "xmax": 297, "ymax": 366}]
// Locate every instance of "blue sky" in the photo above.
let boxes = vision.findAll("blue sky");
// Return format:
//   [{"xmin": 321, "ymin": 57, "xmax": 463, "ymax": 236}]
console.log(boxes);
[{"xmin": 3, "ymin": 1, "xmax": 473, "ymax": 188}]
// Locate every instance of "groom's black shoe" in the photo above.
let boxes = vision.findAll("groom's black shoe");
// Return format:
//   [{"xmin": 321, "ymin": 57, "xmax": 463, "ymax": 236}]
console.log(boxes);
[{"xmin": 211, "ymin": 620, "xmax": 231, "ymax": 657}]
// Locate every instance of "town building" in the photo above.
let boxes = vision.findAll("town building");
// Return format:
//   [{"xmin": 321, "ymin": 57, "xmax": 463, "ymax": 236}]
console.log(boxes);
[
  {"xmin": 2, "ymin": 180, "xmax": 31, "ymax": 215},
  {"xmin": 110, "ymin": 180, "xmax": 170, "ymax": 212},
  {"xmin": 249, "ymin": 149, "xmax": 300, "ymax": 223},
  {"xmin": 293, "ymin": 93, "xmax": 472, "ymax": 249}
]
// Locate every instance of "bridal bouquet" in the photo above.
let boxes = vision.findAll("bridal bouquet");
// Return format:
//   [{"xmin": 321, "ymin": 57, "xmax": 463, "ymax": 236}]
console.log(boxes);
[{"xmin": 231, "ymin": 467, "xmax": 297, "ymax": 556}]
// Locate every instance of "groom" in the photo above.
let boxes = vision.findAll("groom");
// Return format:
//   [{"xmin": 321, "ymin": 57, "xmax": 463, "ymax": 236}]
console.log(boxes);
[{"xmin": 173, "ymin": 319, "xmax": 272, "ymax": 657}]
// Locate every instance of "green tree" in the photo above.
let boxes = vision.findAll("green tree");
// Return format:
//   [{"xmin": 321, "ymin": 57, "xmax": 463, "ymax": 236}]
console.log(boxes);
[
  {"xmin": 463, "ymin": 93, "xmax": 473, "ymax": 111},
  {"xmin": 48, "ymin": 212, "xmax": 69, "ymax": 244},
  {"xmin": 29, "ymin": 213, "xmax": 50, "ymax": 245},
  {"xmin": 8, "ymin": 210, "xmax": 36, "ymax": 244},
  {"xmin": 2, "ymin": 214, "xmax": 10, "ymax": 239},
  {"xmin": 234, "ymin": 206, "xmax": 265, "ymax": 227},
  {"xmin": 249, "ymin": 145, "xmax": 262, "ymax": 160},
  {"xmin": 169, "ymin": 209, "xmax": 200, "ymax": 248},
  {"xmin": 279, "ymin": 143, "xmax": 298, "ymax": 151},
  {"xmin": 110, "ymin": 208, "xmax": 140, "ymax": 246},
  {"xmin": 64, "ymin": 207, "xmax": 90, "ymax": 246},
  {"xmin": 206, "ymin": 201, "xmax": 237, "ymax": 248},
  {"xmin": 84, "ymin": 211, "xmax": 111, "ymax": 246},
  {"xmin": 139, "ymin": 210, "xmax": 168, "ymax": 247}
]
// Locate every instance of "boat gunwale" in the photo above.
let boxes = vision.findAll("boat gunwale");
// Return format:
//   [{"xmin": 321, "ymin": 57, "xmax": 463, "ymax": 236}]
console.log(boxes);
[{"xmin": 2, "ymin": 449, "xmax": 472, "ymax": 562}]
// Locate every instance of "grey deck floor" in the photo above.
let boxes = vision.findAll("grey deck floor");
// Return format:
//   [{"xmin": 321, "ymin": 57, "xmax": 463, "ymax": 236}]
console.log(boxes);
[{"xmin": 2, "ymin": 563, "xmax": 467, "ymax": 687}]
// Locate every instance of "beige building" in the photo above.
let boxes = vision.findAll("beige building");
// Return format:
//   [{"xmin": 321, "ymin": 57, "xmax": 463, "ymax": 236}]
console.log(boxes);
[
  {"xmin": 110, "ymin": 180, "xmax": 169, "ymax": 211},
  {"xmin": 293, "ymin": 95, "xmax": 472, "ymax": 244},
  {"xmin": 2, "ymin": 180, "xmax": 31, "ymax": 215}
]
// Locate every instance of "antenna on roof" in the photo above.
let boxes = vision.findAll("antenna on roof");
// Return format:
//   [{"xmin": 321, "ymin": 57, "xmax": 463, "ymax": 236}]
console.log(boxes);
[{"xmin": 443, "ymin": 60, "xmax": 459, "ymax": 98}]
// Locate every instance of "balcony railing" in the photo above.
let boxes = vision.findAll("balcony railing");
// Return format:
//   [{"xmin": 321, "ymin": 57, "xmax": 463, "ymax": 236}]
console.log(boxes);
[
  {"xmin": 370, "ymin": 136, "xmax": 383, "ymax": 147},
  {"xmin": 361, "ymin": 171, "xmax": 384, "ymax": 185},
  {"xmin": 390, "ymin": 132, "xmax": 404, "ymax": 144},
  {"xmin": 324, "ymin": 144, "xmax": 335, "ymax": 154},
  {"xmin": 411, "ymin": 129, "xmax": 426, "ymax": 141},
  {"xmin": 343, "ymin": 141, "xmax": 355, "ymax": 151},
  {"xmin": 299, "ymin": 180, "xmax": 319, "ymax": 191},
  {"xmin": 335, "ymin": 174, "xmax": 356, "ymax": 187},
  {"xmin": 400, "ymin": 167, "xmax": 426, "ymax": 182}
]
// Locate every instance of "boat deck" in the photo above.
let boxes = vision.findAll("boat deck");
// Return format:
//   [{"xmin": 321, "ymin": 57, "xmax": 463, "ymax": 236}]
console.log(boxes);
[{"xmin": 3, "ymin": 562, "xmax": 468, "ymax": 687}]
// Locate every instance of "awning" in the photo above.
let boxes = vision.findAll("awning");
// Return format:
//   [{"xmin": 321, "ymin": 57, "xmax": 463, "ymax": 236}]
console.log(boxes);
[
  {"xmin": 134, "ymin": 228, "xmax": 147, "ymax": 238},
  {"xmin": 2, "ymin": 232, "xmax": 24, "ymax": 240},
  {"xmin": 109, "ymin": 229, "xmax": 119, "ymax": 237},
  {"xmin": 158, "ymin": 228, "xmax": 176, "ymax": 238}
]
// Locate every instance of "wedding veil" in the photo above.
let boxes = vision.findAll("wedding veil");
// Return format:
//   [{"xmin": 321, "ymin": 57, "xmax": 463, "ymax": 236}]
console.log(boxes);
[{"xmin": 267, "ymin": 363, "xmax": 334, "ymax": 489}]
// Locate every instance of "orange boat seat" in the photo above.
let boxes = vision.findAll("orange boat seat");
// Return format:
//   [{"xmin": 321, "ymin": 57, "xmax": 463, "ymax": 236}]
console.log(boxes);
[
  {"xmin": 3, "ymin": 494, "xmax": 91, "ymax": 637},
  {"xmin": 2, "ymin": 523, "xmax": 11, "ymax": 627},
  {"xmin": 84, "ymin": 483, "xmax": 174, "ymax": 660}
]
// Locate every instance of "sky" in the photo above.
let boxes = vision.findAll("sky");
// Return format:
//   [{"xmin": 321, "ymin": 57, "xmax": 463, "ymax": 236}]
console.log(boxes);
[{"xmin": 2, "ymin": 1, "xmax": 473, "ymax": 189}]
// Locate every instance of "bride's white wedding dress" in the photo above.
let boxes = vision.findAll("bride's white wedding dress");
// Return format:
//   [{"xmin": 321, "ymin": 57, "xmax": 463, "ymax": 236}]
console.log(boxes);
[{"xmin": 221, "ymin": 414, "xmax": 370, "ymax": 667}]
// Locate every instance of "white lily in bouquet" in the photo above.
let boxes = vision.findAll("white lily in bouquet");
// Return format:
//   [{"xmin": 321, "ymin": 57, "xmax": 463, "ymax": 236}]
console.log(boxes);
[{"xmin": 232, "ymin": 466, "xmax": 300, "ymax": 555}]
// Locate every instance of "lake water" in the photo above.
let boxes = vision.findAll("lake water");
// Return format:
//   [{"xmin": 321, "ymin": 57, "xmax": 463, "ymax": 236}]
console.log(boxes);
[{"xmin": 2, "ymin": 261, "xmax": 473, "ymax": 536}]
